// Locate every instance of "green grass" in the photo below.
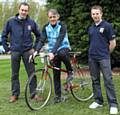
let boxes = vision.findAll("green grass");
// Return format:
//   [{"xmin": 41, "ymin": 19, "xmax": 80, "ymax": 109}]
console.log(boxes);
[{"xmin": 0, "ymin": 59, "xmax": 120, "ymax": 115}]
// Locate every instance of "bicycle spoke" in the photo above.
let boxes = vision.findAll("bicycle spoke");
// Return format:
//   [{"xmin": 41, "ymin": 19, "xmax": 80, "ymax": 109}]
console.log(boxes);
[{"xmin": 70, "ymin": 65, "xmax": 93, "ymax": 101}]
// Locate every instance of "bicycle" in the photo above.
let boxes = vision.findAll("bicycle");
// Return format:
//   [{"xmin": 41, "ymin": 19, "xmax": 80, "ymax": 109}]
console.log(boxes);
[{"xmin": 25, "ymin": 52, "xmax": 93, "ymax": 110}]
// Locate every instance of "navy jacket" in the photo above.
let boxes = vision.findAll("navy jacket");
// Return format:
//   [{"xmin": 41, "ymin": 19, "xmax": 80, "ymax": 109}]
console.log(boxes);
[{"xmin": 2, "ymin": 14, "xmax": 41, "ymax": 52}]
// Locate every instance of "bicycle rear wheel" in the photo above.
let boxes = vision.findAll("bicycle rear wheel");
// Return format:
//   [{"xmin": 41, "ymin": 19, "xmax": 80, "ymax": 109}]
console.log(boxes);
[
  {"xmin": 25, "ymin": 69, "xmax": 52, "ymax": 110},
  {"xmin": 70, "ymin": 65, "xmax": 93, "ymax": 101}
]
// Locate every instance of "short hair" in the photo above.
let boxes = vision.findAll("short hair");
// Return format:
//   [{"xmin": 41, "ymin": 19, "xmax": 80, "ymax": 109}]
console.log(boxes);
[
  {"xmin": 19, "ymin": 2, "xmax": 30, "ymax": 10},
  {"xmin": 91, "ymin": 5, "xmax": 103, "ymax": 13},
  {"xmin": 47, "ymin": 9, "xmax": 60, "ymax": 16}
]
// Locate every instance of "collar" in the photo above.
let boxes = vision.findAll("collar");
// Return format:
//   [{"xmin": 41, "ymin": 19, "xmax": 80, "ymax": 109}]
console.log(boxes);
[
  {"xmin": 15, "ymin": 13, "xmax": 29, "ymax": 20},
  {"xmin": 95, "ymin": 19, "xmax": 102, "ymax": 26}
]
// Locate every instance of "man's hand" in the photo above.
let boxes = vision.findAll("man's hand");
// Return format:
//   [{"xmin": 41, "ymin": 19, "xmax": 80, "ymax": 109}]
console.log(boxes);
[
  {"xmin": 109, "ymin": 39, "xmax": 116, "ymax": 53},
  {"xmin": 48, "ymin": 53, "xmax": 54, "ymax": 60},
  {"xmin": 29, "ymin": 51, "xmax": 37, "ymax": 63}
]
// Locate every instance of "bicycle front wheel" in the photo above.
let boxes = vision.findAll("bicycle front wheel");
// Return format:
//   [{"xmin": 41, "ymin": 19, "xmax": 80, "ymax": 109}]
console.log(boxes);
[
  {"xmin": 25, "ymin": 69, "xmax": 52, "ymax": 110},
  {"xmin": 70, "ymin": 66, "xmax": 93, "ymax": 101}
]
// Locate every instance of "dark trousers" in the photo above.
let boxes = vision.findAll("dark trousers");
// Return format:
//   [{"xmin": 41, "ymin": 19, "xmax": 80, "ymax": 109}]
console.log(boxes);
[
  {"xmin": 52, "ymin": 48, "xmax": 73, "ymax": 97},
  {"xmin": 89, "ymin": 58, "xmax": 118, "ymax": 107},
  {"xmin": 11, "ymin": 50, "xmax": 36, "ymax": 97}
]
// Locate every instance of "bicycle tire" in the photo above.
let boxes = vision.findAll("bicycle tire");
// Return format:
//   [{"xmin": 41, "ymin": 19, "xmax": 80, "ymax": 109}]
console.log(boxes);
[
  {"xmin": 25, "ymin": 69, "xmax": 52, "ymax": 110},
  {"xmin": 70, "ymin": 65, "xmax": 93, "ymax": 101}
]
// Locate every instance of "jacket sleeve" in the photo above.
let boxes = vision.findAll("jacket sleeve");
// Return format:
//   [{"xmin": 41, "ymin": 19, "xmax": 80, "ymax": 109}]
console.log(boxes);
[
  {"xmin": 32, "ymin": 21, "xmax": 42, "ymax": 52},
  {"xmin": 2, "ymin": 21, "xmax": 10, "ymax": 52},
  {"xmin": 33, "ymin": 23, "xmax": 47, "ymax": 52},
  {"xmin": 51, "ymin": 23, "xmax": 67, "ymax": 54}
]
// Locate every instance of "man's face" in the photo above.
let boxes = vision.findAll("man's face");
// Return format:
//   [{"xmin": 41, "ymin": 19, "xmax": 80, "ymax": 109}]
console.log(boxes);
[
  {"xmin": 91, "ymin": 9, "xmax": 102, "ymax": 23},
  {"xmin": 19, "ymin": 5, "xmax": 29, "ymax": 19},
  {"xmin": 48, "ymin": 12, "xmax": 59, "ymax": 25}
]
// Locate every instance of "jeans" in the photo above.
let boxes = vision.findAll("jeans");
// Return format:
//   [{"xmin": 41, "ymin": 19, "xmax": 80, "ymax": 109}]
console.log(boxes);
[
  {"xmin": 52, "ymin": 48, "xmax": 73, "ymax": 97},
  {"xmin": 11, "ymin": 49, "xmax": 36, "ymax": 97},
  {"xmin": 89, "ymin": 58, "xmax": 118, "ymax": 107}
]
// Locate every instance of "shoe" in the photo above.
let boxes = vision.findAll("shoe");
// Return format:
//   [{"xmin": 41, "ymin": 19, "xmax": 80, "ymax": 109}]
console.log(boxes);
[
  {"xmin": 89, "ymin": 102, "xmax": 103, "ymax": 109},
  {"xmin": 110, "ymin": 107, "xmax": 118, "ymax": 114},
  {"xmin": 66, "ymin": 71, "xmax": 73, "ymax": 83},
  {"xmin": 32, "ymin": 95, "xmax": 43, "ymax": 101},
  {"xmin": 9, "ymin": 96, "xmax": 17, "ymax": 103},
  {"xmin": 53, "ymin": 96, "xmax": 65, "ymax": 104}
]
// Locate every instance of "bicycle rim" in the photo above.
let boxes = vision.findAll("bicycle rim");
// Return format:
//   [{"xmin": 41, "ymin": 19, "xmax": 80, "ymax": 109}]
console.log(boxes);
[
  {"xmin": 71, "ymin": 66, "xmax": 93, "ymax": 101},
  {"xmin": 25, "ymin": 69, "xmax": 52, "ymax": 110}
]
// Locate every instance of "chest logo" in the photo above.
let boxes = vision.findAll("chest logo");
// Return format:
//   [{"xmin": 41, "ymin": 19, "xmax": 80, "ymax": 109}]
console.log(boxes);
[
  {"xmin": 28, "ymin": 25, "xmax": 31, "ymax": 30},
  {"xmin": 99, "ymin": 27, "xmax": 104, "ymax": 33}
]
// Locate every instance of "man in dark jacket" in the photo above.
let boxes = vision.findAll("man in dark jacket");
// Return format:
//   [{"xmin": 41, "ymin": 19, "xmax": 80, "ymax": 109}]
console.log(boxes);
[{"xmin": 2, "ymin": 2, "xmax": 42, "ymax": 102}]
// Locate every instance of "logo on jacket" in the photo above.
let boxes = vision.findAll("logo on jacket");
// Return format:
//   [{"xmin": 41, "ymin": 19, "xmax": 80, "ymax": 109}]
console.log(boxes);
[
  {"xmin": 28, "ymin": 25, "xmax": 31, "ymax": 30},
  {"xmin": 99, "ymin": 27, "xmax": 104, "ymax": 33}
]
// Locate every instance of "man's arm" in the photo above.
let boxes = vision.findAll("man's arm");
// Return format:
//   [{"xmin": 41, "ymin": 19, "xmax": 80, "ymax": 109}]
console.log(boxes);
[
  {"xmin": 36, "ymin": 25, "xmax": 46, "ymax": 52},
  {"xmin": 109, "ymin": 39, "xmax": 116, "ymax": 53},
  {"xmin": 29, "ymin": 24, "xmax": 47, "ymax": 62},
  {"xmin": 2, "ymin": 21, "xmax": 10, "ymax": 52}
]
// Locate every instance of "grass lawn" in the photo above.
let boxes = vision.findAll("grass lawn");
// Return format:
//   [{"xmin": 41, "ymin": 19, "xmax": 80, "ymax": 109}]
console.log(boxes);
[{"xmin": 0, "ymin": 59, "xmax": 120, "ymax": 115}]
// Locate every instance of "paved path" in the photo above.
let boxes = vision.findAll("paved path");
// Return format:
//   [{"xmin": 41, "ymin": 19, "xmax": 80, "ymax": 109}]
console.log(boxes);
[{"xmin": 0, "ymin": 55, "xmax": 10, "ymax": 60}]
